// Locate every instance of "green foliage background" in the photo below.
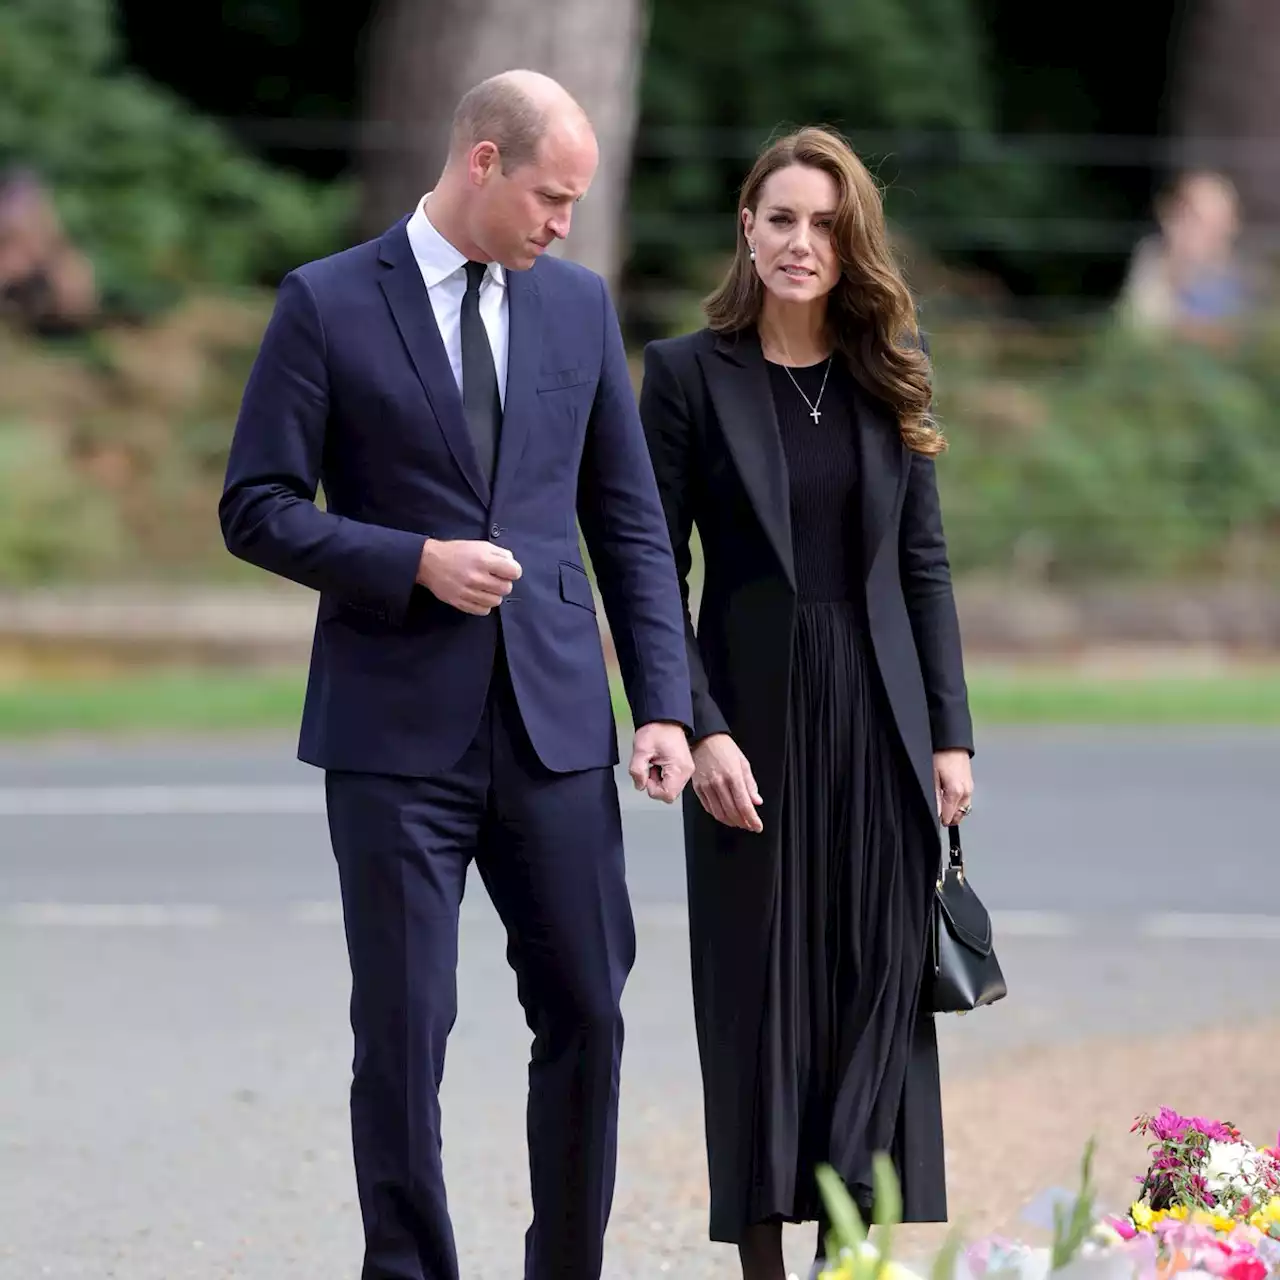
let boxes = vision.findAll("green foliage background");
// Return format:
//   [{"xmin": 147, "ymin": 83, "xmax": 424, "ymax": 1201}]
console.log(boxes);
[
  {"xmin": 0, "ymin": 0, "xmax": 1276, "ymax": 590},
  {"xmin": 0, "ymin": 0, "xmax": 351, "ymax": 315}
]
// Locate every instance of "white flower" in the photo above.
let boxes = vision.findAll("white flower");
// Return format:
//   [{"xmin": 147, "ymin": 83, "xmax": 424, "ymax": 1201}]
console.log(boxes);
[
  {"xmin": 1204, "ymin": 1141, "xmax": 1260, "ymax": 1193},
  {"xmin": 1090, "ymin": 1223, "xmax": 1126, "ymax": 1248},
  {"xmin": 1054, "ymin": 1252, "xmax": 1143, "ymax": 1280}
]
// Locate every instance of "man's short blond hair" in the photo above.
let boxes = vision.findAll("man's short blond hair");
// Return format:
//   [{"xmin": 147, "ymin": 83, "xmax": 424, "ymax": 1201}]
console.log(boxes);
[{"xmin": 449, "ymin": 77, "xmax": 549, "ymax": 172}]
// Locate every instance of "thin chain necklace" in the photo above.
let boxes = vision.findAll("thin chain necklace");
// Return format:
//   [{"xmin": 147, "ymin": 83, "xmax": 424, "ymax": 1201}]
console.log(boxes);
[{"xmin": 781, "ymin": 354, "xmax": 833, "ymax": 424}]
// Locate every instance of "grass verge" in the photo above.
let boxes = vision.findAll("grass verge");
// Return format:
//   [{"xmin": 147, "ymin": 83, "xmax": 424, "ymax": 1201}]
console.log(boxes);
[{"xmin": 0, "ymin": 665, "xmax": 1278, "ymax": 738}]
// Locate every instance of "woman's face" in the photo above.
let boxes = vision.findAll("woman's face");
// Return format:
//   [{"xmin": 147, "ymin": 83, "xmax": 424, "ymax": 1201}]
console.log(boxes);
[
  {"xmin": 742, "ymin": 163, "xmax": 842, "ymax": 306},
  {"xmin": 1162, "ymin": 176, "xmax": 1239, "ymax": 268}
]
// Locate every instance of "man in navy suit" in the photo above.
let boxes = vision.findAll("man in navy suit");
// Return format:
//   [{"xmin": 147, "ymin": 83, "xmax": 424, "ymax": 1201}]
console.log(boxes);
[{"xmin": 219, "ymin": 69, "xmax": 695, "ymax": 1280}]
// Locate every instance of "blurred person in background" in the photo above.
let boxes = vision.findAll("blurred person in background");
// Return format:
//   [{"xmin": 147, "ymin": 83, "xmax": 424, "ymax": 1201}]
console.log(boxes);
[
  {"xmin": 1117, "ymin": 169, "xmax": 1250, "ymax": 348},
  {"xmin": 220, "ymin": 70, "xmax": 693, "ymax": 1280},
  {"xmin": 0, "ymin": 167, "xmax": 97, "ymax": 336},
  {"xmin": 639, "ymin": 126, "xmax": 975, "ymax": 1280}
]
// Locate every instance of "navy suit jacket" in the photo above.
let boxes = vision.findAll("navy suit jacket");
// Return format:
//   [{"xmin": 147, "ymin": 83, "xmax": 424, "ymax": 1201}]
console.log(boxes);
[{"xmin": 219, "ymin": 218, "xmax": 693, "ymax": 776}]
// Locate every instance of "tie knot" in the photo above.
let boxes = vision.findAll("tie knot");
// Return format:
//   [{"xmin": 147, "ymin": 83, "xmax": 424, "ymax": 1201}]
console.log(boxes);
[{"xmin": 464, "ymin": 260, "xmax": 487, "ymax": 293}]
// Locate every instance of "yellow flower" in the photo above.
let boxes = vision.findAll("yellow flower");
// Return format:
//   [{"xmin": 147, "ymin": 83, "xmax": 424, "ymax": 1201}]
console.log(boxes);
[
  {"xmin": 1249, "ymin": 1197, "xmax": 1280, "ymax": 1231},
  {"xmin": 1190, "ymin": 1210, "xmax": 1237, "ymax": 1234},
  {"xmin": 817, "ymin": 1243, "xmax": 922, "ymax": 1280},
  {"xmin": 1132, "ymin": 1202, "xmax": 1156, "ymax": 1231},
  {"xmin": 818, "ymin": 1265, "xmax": 854, "ymax": 1280},
  {"xmin": 1164, "ymin": 1205, "xmax": 1188, "ymax": 1222},
  {"xmin": 882, "ymin": 1264, "xmax": 922, "ymax": 1280}
]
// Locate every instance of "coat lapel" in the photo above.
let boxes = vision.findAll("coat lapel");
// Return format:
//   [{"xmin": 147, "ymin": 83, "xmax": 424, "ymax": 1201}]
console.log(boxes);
[
  {"xmin": 853, "ymin": 385, "xmax": 908, "ymax": 578},
  {"xmin": 376, "ymin": 220, "xmax": 489, "ymax": 505},
  {"xmin": 697, "ymin": 332, "xmax": 796, "ymax": 589},
  {"xmin": 490, "ymin": 268, "xmax": 541, "ymax": 507}
]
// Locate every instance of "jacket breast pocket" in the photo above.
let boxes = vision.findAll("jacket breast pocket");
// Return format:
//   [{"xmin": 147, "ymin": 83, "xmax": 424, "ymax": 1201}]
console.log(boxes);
[
  {"xmin": 559, "ymin": 561, "xmax": 596, "ymax": 613},
  {"xmin": 537, "ymin": 368, "xmax": 593, "ymax": 393}
]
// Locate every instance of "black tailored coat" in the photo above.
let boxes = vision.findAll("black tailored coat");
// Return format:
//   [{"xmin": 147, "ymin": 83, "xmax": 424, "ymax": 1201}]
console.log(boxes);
[{"xmin": 638, "ymin": 325, "xmax": 975, "ymax": 1238}]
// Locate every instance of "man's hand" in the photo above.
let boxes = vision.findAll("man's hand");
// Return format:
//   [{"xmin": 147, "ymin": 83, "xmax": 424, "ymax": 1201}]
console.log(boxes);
[
  {"xmin": 628, "ymin": 721, "xmax": 694, "ymax": 804},
  {"xmin": 691, "ymin": 733, "xmax": 763, "ymax": 832},
  {"xmin": 416, "ymin": 539, "xmax": 521, "ymax": 615},
  {"xmin": 935, "ymin": 749, "xmax": 974, "ymax": 826}
]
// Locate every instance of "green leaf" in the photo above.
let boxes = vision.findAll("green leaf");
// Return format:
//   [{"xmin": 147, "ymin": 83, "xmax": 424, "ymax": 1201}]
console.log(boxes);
[
  {"xmin": 1052, "ymin": 1137, "xmax": 1099, "ymax": 1269},
  {"xmin": 817, "ymin": 1162, "xmax": 868, "ymax": 1258},
  {"xmin": 871, "ymin": 1151, "xmax": 904, "ymax": 1277},
  {"xmin": 929, "ymin": 1228, "xmax": 964, "ymax": 1280}
]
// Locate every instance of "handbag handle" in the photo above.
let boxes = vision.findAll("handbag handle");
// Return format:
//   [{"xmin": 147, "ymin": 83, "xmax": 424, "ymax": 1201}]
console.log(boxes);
[{"xmin": 943, "ymin": 823, "xmax": 964, "ymax": 878}]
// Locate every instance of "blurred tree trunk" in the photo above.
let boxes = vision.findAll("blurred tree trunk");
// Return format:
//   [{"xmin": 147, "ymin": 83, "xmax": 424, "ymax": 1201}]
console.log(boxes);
[
  {"xmin": 1170, "ymin": 0, "xmax": 1280, "ymax": 227},
  {"xmin": 359, "ymin": 0, "xmax": 646, "ymax": 287}
]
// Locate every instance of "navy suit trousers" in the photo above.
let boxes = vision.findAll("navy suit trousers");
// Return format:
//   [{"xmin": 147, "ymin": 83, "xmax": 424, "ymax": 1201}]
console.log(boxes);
[{"xmin": 324, "ymin": 649, "xmax": 635, "ymax": 1280}]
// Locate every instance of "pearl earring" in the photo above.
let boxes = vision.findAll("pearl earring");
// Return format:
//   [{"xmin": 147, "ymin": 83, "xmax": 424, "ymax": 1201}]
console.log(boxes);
[{"xmin": 748, "ymin": 243, "xmax": 756, "ymax": 261}]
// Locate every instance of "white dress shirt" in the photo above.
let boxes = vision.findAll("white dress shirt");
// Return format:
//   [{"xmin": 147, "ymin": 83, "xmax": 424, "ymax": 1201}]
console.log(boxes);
[{"xmin": 405, "ymin": 193, "xmax": 508, "ymax": 408}]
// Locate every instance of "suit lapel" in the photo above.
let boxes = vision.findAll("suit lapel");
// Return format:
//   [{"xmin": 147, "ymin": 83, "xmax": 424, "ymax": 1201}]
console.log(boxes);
[
  {"xmin": 697, "ymin": 332, "xmax": 795, "ymax": 589},
  {"xmin": 376, "ymin": 220, "xmax": 489, "ymax": 505},
  {"xmin": 854, "ymin": 384, "xmax": 907, "ymax": 578},
  {"xmin": 490, "ymin": 268, "xmax": 541, "ymax": 507}
]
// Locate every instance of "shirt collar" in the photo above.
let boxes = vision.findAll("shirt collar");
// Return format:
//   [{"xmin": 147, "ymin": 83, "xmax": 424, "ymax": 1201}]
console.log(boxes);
[{"xmin": 405, "ymin": 194, "xmax": 506, "ymax": 291}]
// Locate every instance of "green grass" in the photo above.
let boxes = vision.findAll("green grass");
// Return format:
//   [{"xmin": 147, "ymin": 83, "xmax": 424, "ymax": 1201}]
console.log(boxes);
[
  {"xmin": 0, "ymin": 665, "xmax": 1278, "ymax": 738},
  {"xmin": 966, "ymin": 668, "xmax": 1280, "ymax": 726},
  {"xmin": 0, "ymin": 669, "xmax": 308, "ymax": 737}
]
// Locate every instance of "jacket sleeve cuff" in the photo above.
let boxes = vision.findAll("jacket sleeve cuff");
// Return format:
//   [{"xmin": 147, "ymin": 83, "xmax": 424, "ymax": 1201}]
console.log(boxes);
[
  {"xmin": 930, "ymin": 707, "xmax": 975, "ymax": 757},
  {"xmin": 691, "ymin": 693, "xmax": 730, "ymax": 742},
  {"xmin": 370, "ymin": 526, "xmax": 428, "ymax": 625}
]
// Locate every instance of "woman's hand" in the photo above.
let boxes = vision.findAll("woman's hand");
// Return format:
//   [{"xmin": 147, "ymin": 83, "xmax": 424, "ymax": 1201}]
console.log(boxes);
[
  {"xmin": 692, "ymin": 734, "xmax": 764, "ymax": 833},
  {"xmin": 934, "ymin": 749, "xmax": 974, "ymax": 826}
]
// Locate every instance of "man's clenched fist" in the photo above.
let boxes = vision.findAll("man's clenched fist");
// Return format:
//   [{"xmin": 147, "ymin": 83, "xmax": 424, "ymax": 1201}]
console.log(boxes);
[
  {"xmin": 417, "ymin": 539, "xmax": 522, "ymax": 616},
  {"xmin": 628, "ymin": 721, "xmax": 694, "ymax": 804}
]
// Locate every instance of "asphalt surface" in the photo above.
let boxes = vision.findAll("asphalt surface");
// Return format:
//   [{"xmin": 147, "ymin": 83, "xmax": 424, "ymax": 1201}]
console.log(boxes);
[{"xmin": 1, "ymin": 728, "xmax": 1276, "ymax": 1278}]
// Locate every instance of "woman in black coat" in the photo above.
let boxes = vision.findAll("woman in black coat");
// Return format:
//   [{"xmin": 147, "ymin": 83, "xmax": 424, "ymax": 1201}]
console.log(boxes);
[{"xmin": 638, "ymin": 126, "xmax": 976, "ymax": 1280}]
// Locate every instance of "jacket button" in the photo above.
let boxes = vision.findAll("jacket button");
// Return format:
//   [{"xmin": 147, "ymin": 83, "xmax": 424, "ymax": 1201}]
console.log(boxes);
[{"xmin": 490, "ymin": 524, "xmax": 502, "ymax": 539}]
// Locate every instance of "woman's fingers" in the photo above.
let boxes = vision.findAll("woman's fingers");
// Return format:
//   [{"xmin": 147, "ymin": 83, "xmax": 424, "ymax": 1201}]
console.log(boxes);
[
  {"xmin": 727, "ymin": 768, "xmax": 763, "ymax": 832},
  {"xmin": 696, "ymin": 774, "xmax": 760, "ymax": 831}
]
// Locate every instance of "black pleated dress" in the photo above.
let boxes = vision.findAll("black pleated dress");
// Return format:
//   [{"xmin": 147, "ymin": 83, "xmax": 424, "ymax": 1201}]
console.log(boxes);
[{"xmin": 747, "ymin": 358, "xmax": 938, "ymax": 1227}]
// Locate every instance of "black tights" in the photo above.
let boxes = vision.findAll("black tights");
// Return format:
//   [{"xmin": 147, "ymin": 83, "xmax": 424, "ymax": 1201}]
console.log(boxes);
[
  {"xmin": 735, "ymin": 1216, "xmax": 830, "ymax": 1280},
  {"xmin": 737, "ymin": 1201, "xmax": 868, "ymax": 1279},
  {"xmin": 736, "ymin": 1222, "xmax": 786, "ymax": 1280}
]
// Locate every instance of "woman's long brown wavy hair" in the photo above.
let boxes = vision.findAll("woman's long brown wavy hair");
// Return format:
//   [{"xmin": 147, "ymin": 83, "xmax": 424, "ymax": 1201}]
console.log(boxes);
[{"xmin": 704, "ymin": 126, "xmax": 944, "ymax": 456}]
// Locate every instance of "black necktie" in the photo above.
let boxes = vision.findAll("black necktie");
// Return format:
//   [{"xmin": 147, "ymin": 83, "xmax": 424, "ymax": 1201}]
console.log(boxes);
[{"xmin": 460, "ymin": 260, "xmax": 501, "ymax": 485}]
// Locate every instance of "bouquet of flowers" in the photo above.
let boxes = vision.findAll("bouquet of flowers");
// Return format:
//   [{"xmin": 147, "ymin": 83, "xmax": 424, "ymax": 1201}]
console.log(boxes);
[
  {"xmin": 1120, "ymin": 1108, "xmax": 1280, "ymax": 1229},
  {"xmin": 812, "ymin": 1109, "xmax": 1280, "ymax": 1280},
  {"xmin": 1091, "ymin": 1109, "xmax": 1280, "ymax": 1278}
]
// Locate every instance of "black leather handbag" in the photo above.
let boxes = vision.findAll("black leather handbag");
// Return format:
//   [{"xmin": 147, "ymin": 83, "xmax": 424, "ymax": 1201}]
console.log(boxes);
[{"xmin": 930, "ymin": 823, "xmax": 1007, "ymax": 1014}]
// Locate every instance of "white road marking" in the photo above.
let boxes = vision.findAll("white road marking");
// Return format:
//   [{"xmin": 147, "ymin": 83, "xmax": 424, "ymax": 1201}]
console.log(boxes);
[
  {"xmin": 0, "ymin": 784, "xmax": 324, "ymax": 817},
  {"xmin": 990, "ymin": 910, "xmax": 1077, "ymax": 937},
  {"xmin": 6, "ymin": 901, "xmax": 1280, "ymax": 942},
  {"xmin": 5, "ymin": 902, "xmax": 224, "ymax": 927},
  {"xmin": 0, "ymin": 779, "xmax": 657, "ymax": 817},
  {"xmin": 1141, "ymin": 912, "xmax": 1280, "ymax": 941}
]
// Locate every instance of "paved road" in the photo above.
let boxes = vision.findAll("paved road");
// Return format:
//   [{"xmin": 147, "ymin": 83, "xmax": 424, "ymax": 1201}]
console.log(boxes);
[{"xmin": 1, "ymin": 729, "xmax": 1276, "ymax": 1279}]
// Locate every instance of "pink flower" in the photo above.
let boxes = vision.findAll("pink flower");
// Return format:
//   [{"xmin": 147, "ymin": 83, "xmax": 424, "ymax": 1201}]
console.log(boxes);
[
  {"xmin": 1106, "ymin": 1215, "xmax": 1139, "ymax": 1241},
  {"xmin": 1150, "ymin": 1108, "xmax": 1192, "ymax": 1141},
  {"xmin": 1188, "ymin": 1116, "xmax": 1239, "ymax": 1144},
  {"xmin": 1225, "ymin": 1255, "xmax": 1267, "ymax": 1280},
  {"xmin": 1189, "ymin": 1174, "xmax": 1215, "ymax": 1204}
]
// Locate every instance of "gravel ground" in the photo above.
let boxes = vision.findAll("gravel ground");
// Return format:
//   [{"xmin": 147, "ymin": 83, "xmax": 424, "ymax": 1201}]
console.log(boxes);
[
  {"xmin": 4, "ymin": 914, "xmax": 1278, "ymax": 1280},
  {"xmin": 609, "ymin": 1019, "xmax": 1280, "ymax": 1278}
]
